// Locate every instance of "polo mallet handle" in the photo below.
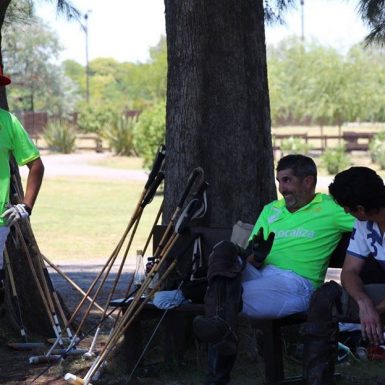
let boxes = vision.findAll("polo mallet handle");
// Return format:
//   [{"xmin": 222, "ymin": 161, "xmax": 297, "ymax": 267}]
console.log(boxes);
[
  {"xmin": 177, "ymin": 167, "xmax": 203, "ymax": 208},
  {"xmin": 141, "ymin": 171, "xmax": 165, "ymax": 208},
  {"xmin": 42, "ymin": 255, "xmax": 108, "ymax": 316},
  {"xmin": 144, "ymin": 144, "xmax": 166, "ymax": 189}
]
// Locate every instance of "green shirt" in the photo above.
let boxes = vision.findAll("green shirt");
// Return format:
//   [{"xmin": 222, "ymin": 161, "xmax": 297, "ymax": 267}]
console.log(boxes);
[
  {"xmin": 0, "ymin": 109, "xmax": 40, "ymax": 226},
  {"xmin": 249, "ymin": 193, "xmax": 354, "ymax": 287}
]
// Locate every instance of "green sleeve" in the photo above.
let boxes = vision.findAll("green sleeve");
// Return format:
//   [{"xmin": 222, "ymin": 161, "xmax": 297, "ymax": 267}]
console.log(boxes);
[
  {"xmin": 248, "ymin": 205, "xmax": 270, "ymax": 241},
  {"xmin": 9, "ymin": 114, "xmax": 40, "ymax": 165},
  {"xmin": 333, "ymin": 204, "xmax": 355, "ymax": 231}
]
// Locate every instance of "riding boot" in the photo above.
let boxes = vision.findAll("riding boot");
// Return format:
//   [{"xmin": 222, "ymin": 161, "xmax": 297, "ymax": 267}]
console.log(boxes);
[
  {"xmin": 194, "ymin": 275, "xmax": 242, "ymax": 355},
  {"xmin": 302, "ymin": 321, "xmax": 339, "ymax": 385},
  {"xmin": 204, "ymin": 345, "xmax": 237, "ymax": 385},
  {"xmin": 301, "ymin": 280, "xmax": 342, "ymax": 385}
]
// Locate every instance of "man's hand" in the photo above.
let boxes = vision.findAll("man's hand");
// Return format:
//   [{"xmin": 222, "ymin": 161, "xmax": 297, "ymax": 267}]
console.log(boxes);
[
  {"xmin": 1, "ymin": 204, "xmax": 31, "ymax": 227},
  {"xmin": 358, "ymin": 297, "xmax": 384, "ymax": 345},
  {"xmin": 245, "ymin": 228, "xmax": 275, "ymax": 268}
]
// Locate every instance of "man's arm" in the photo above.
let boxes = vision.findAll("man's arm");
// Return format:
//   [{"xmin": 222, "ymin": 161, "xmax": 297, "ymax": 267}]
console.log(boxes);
[
  {"xmin": 23, "ymin": 157, "xmax": 44, "ymax": 210},
  {"xmin": 341, "ymin": 254, "xmax": 384, "ymax": 345}
]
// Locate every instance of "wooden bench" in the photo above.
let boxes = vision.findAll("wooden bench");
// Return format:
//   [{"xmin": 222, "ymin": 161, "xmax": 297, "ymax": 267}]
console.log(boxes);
[{"xmin": 111, "ymin": 226, "xmax": 351, "ymax": 384}]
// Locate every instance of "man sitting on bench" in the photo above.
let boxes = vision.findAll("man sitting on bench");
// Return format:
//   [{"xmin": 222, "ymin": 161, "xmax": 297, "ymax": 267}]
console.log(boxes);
[
  {"xmin": 303, "ymin": 167, "xmax": 385, "ymax": 385},
  {"xmin": 193, "ymin": 154, "xmax": 354, "ymax": 385}
]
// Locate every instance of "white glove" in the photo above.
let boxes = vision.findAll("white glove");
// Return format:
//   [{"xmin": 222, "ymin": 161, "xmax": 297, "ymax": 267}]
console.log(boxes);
[{"xmin": 1, "ymin": 204, "xmax": 30, "ymax": 226}]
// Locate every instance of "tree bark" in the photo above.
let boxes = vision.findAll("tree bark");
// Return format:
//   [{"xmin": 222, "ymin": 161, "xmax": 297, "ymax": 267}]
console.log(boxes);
[{"xmin": 164, "ymin": 0, "xmax": 276, "ymax": 228}]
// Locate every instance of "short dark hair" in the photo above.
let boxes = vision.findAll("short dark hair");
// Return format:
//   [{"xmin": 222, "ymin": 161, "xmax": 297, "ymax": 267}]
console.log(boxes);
[
  {"xmin": 328, "ymin": 167, "xmax": 385, "ymax": 212},
  {"xmin": 276, "ymin": 154, "xmax": 317, "ymax": 184}
]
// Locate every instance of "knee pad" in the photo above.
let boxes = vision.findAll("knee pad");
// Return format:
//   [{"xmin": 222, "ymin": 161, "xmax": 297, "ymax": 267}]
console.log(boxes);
[{"xmin": 207, "ymin": 240, "xmax": 243, "ymax": 282}]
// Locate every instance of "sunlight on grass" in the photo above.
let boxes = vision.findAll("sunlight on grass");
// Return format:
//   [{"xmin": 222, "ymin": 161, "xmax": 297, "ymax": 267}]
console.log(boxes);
[
  {"xmin": 29, "ymin": 176, "xmax": 162, "ymax": 264},
  {"xmin": 88, "ymin": 155, "xmax": 145, "ymax": 170}
]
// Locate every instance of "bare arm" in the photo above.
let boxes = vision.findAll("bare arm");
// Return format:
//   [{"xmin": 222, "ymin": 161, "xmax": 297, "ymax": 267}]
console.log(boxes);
[
  {"xmin": 341, "ymin": 254, "xmax": 384, "ymax": 345},
  {"xmin": 23, "ymin": 157, "xmax": 44, "ymax": 210}
]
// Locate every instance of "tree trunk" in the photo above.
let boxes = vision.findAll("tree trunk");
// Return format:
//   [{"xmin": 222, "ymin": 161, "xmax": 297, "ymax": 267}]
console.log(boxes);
[{"xmin": 164, "ymin": 0, "xmax": 276, "ymax": 228}]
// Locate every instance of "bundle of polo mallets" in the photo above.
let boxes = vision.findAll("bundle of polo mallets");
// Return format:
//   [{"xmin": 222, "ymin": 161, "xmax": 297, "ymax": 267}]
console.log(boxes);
[
  {"xmin": 5, "ymin": 168, "xmax": 91, "ymax": 356},
  {"xmin": 22, "ymin": 145, "xmax": 208, "ymax": 385}
]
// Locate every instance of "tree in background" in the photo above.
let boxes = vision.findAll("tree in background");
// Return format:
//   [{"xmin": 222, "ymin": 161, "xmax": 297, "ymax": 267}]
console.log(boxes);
[
  {"xmin": 268, "ymin": 37, "xmax": 385, "ymax": 128},
  {"xmin": 3, "ymin": 17, "xmax": 80, "ymax": 116},
  {"xmin": 134, "ymin": 100, "xmax": 166, "ymax": 168}
]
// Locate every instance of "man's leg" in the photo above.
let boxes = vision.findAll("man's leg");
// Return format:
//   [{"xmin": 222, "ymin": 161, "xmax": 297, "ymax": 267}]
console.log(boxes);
[
  {"xmin": 242, "ymin": 264, "xmax": 314, "ymax": 318},
  {"xmin": 301, "ymin": 281, "xmax": 343, "ymax": 385},
  {"xmin": 193, "ymin": 241, "xmax": 243, "ymax": 385}
]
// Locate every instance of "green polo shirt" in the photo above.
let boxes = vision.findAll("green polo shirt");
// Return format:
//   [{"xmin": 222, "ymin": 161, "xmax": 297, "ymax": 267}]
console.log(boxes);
[
  {"xmin": 250, "ymin": 193, "xmax": 354, "ymax": 287},
  {"xmin": 0, "ymin": 109, "xmax": 40, "ymax": 226}
]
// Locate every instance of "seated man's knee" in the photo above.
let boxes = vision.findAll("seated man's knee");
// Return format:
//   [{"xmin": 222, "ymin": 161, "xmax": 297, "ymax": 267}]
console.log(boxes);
[{"xmin": 307, "ymin": 280, "xmax": 342, "ymax": 321}]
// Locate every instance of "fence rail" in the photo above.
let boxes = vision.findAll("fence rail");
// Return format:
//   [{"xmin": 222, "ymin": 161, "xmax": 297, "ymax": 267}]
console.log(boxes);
[
  {"xmin": 273, "ymin": 131, "xmax": 374, "ymax": 153},
  {"xmin": 30, "ymin": 134, "xmax": 110, "ymax": 153}
]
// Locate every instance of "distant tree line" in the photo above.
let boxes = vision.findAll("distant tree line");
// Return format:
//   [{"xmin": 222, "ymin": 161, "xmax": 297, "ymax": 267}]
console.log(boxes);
[{"xmin": 268, "ymin": 37, "xmax": 385, "ymax": 127}]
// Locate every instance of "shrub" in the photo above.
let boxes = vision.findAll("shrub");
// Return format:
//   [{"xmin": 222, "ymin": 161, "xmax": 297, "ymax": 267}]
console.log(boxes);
[
  {"xmin": 320, "ymin": 144, "xmax": 350, "ymax": 175},
  {"xmin": 133, "ymin": 101, "xmax": 165, "ymax": 169},
  {"xmin": 369, "ymin": 131, "xmax": 385, "ymax": 169},
  {"xmin": 43, "ymin": 121, "xmax": 76, "ymax": 154},
  {"xmin": 103, "ymin": 114, "xmax": 136, "ymax": 156},
  {"xmin": 280, "ymin": 136, "xmax": 312, "ymax": 155},
  {"xmin": 77, "ymin": 104, "xmax": 117, "ymax": 135}
]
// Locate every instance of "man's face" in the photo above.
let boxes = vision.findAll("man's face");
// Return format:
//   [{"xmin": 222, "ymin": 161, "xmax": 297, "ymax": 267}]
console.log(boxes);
[
  {"xmin": 343, "ymin": 206, "xmax": 384, "ymax": 223},
  {"xmin": 343, "ymin": 206, "xmax": 368, "ymax": 222},
  {"xmin": 277, "ymin": 168, "xmax": 315, "ymax": 212}
]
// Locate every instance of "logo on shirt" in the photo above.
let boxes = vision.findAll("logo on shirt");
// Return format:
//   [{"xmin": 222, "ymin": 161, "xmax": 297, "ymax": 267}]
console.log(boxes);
[
  {"xmin": 268, "ymin": 208, "xmax": 282, "ymax": 224},
  {"xmin": 275, "ymin": 228, "xmax": 315, "ymax": 239}
]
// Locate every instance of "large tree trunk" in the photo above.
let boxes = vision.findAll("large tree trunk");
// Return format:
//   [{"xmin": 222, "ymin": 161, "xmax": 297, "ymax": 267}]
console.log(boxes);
[{"xmin": 164, "ymin": 0, "xmax": 276, "ymax": 228}]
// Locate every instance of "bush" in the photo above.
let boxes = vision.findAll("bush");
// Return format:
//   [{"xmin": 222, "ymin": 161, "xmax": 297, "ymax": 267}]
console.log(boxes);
[
  {"xmin": 369, "ymin": 131, "xmax": 385, "ymax": 169},
  {"xmin": 280, "ymin": 136, "xmax": 312, "ymax": 155},
  {"xmin": 77, "ymin": 104, "xmax": 117, "ymax": 135},
  {"xmin": 320, "ymin": 145, "xmax": 350, "ymax": 175},
  {"xmin": 43, "ymin": 121, "xmax": 76, "ymax": 154},
  {"xmin": 103, "ymin": 114, "xmax": 136, "ymax": 156},
  {"xmin": 133, "ymin": 101, "xmax": 166, "ymax": 169}
]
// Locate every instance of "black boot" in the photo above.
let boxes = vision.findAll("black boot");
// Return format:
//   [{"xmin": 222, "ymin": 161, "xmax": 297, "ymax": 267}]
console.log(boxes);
[
  {"xmin": 204, "ymin": 345, "xmax": 237, "ymax": 385},
  {"xmin": 302, "ymin": 281, "xmax": 342, "ymax": 385},
  {"xmin": 302, "ymin": 322, "xmax": 339, "ymax": 385},
  {"xmin": 193, "ymin": 275, "xmax": 242, "ymax": 355}
]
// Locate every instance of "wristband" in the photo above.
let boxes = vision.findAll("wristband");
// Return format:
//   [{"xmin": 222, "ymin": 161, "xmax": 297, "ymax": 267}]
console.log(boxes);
[{"xmin": 22, "ymin": 204, "xmax": 32, "ymax": 216}]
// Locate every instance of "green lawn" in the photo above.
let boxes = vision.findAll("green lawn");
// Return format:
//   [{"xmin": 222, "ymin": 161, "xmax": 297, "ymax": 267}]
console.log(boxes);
[{"xmin": 29, "ymin": 176, "xmax": 162, "ymax": 264}]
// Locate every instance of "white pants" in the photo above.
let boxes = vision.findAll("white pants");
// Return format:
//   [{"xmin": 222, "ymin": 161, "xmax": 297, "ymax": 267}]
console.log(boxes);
[
  {"xmin": 0, "ymin": 226, "xmax": 10, "ymax": 270},
  {"xmin": 241, "ymin": 263, "xmax": 314, "ymax": 319}
]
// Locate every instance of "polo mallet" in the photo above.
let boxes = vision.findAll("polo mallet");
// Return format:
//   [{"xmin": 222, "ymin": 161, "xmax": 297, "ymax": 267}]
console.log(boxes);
[
  {"xmin": 83, "ymin": 172, "xmax": 165, "ymax": 359},
  {"xmin": 4, "ymin": 248, "xmax": 28, "ymax": 343},
  {"xmin": 10, "ymin": 224, "xmax": 65, "ymax": 349},
  {"xmin": 87, "ymin": 201, "xmax": 165, "ymax": 362},
  {"xmin": 10, "ymin": 178, "xmax": 71, "ymax": 345},
  {"xmin": 125, "ymin": 234, "xmax": 205, "ymax": 384},
  {"xmin": 66, "ymin": 172, "xmax": 207, "ymax": 384},
  {"xmin": 43, "ymin": 147, "xmax": 166, "ymax": 357},
  {"xmin": 42, "ymin": 254, "xmax": 106, "ymax": 315},
  {"xmin": 4, "ymin": 248, "xmax": 46, "ymax": 351}
]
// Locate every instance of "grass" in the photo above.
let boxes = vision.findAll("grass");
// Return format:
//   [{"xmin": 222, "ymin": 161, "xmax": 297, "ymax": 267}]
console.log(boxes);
[
  {"xmin": 89, "ymin": 155, "xmax": 145, "ymax": 170},
  {"xmin": 28, "ymin": 175, "xmax": 162, "ymax": 264}
]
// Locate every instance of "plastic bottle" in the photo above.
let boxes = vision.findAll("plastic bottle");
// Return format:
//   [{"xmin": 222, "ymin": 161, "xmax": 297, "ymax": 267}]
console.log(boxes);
[{"xmin": 134, "ymin": 249, "xmax": 145, "ymax": 290}]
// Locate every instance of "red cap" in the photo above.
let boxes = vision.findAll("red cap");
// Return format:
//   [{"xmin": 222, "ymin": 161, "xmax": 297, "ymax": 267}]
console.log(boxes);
[{"xmin": 0, "ymin": 67, "xmax": 11, "ymax": 86}]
